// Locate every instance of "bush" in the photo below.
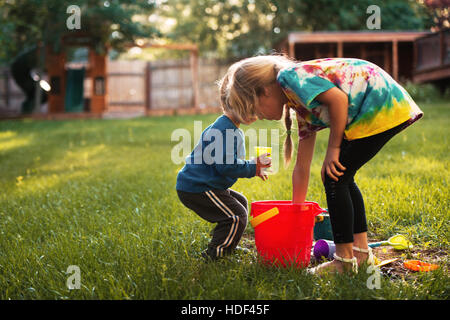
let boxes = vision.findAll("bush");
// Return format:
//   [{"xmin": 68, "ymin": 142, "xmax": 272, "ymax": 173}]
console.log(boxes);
[{"xmin": 402, "ymin": 81, "xmax": 450, "ymax": 103}]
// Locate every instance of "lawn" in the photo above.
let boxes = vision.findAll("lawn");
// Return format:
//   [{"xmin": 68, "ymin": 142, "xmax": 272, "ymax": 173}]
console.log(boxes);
[{"xmin": 0, "ymin": 101, "xmax": 448, "ymax": 300}]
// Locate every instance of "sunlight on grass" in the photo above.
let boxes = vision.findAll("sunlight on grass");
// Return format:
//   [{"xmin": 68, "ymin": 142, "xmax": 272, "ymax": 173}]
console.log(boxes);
[
  {"xmin": 0, "ymin": 102, "xmax": 448, "ymax": 300},
  {"xmin": 11, "ymin": 170, "xmax": 91, "ymax": 195},
  {"xmin": 54, "ymin": 144, "xmax": 107, "ymax": 171},
  {"xmin": 0, "ymin": 136, "xmax": 31, "ymax": 153},
  {"xmin": 0, "ymin": 130, "xmax": 17, "ymax": 139}
]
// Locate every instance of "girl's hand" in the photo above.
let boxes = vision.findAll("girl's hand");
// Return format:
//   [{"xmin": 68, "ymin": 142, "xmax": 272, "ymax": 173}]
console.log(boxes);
[
  {"xmin": 321, "ymin": 146, "xmax": 346, "ymax": 183},
  {"xmin": 256, "ymin": 153, "xmax": 271, "ymax": 181},
  {"xmin": 315, "ymin": 87, "xmax": 348, "ymax": 183}
]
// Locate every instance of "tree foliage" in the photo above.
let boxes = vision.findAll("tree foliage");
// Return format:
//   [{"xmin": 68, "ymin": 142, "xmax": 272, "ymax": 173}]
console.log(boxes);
[
  {"xmin": 422, "ymin": 0, "xmax": 450, "ymax": 31},
  {"xmin": 0, "ymin": 0, "xmax": 437, "ymax": 62},
  {"xmin": 158, "ymin": 0, "xmax": 434, "ymax": 59},
  {"xmin": 0, "ymin": 0, "xmax": 159, "ymax": 64}
]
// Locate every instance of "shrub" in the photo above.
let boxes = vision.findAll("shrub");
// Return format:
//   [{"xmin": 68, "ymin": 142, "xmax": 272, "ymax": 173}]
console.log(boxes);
[{"xmin": 402, "ymin": 81, "xmax": 450, "ymax": 103}]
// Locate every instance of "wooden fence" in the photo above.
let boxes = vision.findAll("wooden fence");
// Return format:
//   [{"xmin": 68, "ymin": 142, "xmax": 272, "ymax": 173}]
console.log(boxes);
[
  {"xmin": 0, "ymin": 58, "xmax": 230, "ymax": 117},
  {"xmin": 106, "ymin": 58, "xmax": 230, "ymax": 114}
]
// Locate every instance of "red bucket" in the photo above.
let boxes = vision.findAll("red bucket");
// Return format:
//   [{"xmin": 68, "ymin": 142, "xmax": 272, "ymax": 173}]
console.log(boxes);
[{"xmin": 250, "ymin": 201, "xmax": 326, "ymax": 268}]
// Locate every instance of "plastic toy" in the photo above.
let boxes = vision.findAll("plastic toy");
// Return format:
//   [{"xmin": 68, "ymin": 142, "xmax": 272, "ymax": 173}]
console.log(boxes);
[
  {"xmin": 254, "ymin": 146, "xmax": 272, "ymax": 157},
  {"xmin": 368, "ymin": 234, "xmax": 413, "ymax": 250},
  {"xmin": 254, "ymin": 146, "xmax": 272, "ymax": 174},
  {"xmin": 313, "ymin": 211, "xmax": 333, "ymax": 241},
  {"xmin": 404, "ymin": 260, "xmax": 439, "ymax": 272},
  {"xmin": 376, "ymin": 258, "xmax": 399, "ymax": 267},
  {"xmin": 313, "ymin": 239, "xmax": 336, "ymax": 260},
  {"xmin": 250, "ymin": 200, "xmax": 326, "ymax": 268}
]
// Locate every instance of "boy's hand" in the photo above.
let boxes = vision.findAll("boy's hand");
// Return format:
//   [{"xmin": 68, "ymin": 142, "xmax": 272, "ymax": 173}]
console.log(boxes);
[{"xmin": 256, "ymin": 153, "xmax": 271, "ymax": 181}]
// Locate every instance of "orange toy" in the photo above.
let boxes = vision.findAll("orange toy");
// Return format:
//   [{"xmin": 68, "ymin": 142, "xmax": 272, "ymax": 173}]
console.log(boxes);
[{"xmin": 404, "ymin": 260, "xmax": 439, "ymax": 272}]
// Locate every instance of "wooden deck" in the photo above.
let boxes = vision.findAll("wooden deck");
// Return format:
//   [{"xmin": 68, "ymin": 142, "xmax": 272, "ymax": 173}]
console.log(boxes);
[
  {"xmin": 278, "ymin": 31, "xmax": 429, "ymax": 81},
  {"xmin": 413, "ymin": 29, "xmax": 450, "ymax": 84}
]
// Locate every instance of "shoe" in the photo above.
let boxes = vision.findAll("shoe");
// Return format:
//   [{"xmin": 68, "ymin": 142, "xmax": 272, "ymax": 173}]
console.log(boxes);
[
  {"xmin": 234, "ymin": 246, "xmax": 251, "ymax": 254},
  {"xmin": 353, "ymin": 246, "xmax": 376, "ymax": 266},
  {"xmin": 201, "ymin": 250, "xmax": 218, "ymax": 262},
  {"xmin": 308, "ymin": 253, "xmax": 358, "ymax": 275}
]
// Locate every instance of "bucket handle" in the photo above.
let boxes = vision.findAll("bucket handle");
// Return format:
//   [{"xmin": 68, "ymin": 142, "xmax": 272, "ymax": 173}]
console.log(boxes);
[
  {"xmin": 250, "ymin": 203, "xmax": 327, "ymax": 228},
  {"xmin": 250, "ymin": 207, "xmax": 279, "ymax": 228},
  {"xmin": 308, "ymin": 203, "xmax": 328, "ymax": 216}
]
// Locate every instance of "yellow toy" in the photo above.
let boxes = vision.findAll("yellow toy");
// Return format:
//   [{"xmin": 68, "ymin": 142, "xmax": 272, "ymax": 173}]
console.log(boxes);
[{"xmin": 369, "ymin": 234, "xmax": 413, "ymax": 250}]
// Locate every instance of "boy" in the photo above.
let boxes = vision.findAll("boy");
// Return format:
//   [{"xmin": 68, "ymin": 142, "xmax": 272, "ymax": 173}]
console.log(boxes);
[{"xmin": 176, "ymin": 110, "xmax": 270, "ymax": 260}]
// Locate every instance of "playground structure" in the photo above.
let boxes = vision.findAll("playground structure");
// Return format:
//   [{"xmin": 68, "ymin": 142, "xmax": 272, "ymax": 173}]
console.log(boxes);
[
  {"xmin": 45, "ymin": 32, "xmax": 108, "ymax": 114},
  {"xmin": 9, "ymin": 45, "xmax": 49, "ymax": 114}
]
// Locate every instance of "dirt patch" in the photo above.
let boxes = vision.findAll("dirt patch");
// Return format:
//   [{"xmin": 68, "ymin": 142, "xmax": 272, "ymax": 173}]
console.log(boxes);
[
  {"xmin": 371, "ymin": 246, "xmax": 448, "ymax": 278},
  {"xmin": 241, "ymin": 232, "xmax": 449, "ymax": 276}
]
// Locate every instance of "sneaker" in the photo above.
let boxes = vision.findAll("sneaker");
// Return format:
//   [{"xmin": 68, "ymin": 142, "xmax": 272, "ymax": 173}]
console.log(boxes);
[
  {"xmin": 201, "ymin": 250, "xmax": 218, "ymax": 262},
  {"xmin": 234, "ymin": 246, "xmax": 251, "ymax": 254}
]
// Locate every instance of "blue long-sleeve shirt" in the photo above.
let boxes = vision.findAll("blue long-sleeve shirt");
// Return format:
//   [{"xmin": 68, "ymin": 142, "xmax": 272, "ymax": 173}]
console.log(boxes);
[{"xmin": 176, "ymin": 115, "xmax": 256, "ymax": 193}]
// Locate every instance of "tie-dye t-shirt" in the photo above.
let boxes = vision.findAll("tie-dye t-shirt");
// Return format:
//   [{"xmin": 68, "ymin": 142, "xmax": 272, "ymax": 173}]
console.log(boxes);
[{"xmin": 276, "ymin": 58, "xmax": 423, "ymax": 141}]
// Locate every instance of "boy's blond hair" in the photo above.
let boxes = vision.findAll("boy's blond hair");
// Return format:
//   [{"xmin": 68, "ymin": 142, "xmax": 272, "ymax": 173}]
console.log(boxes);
[{"xmin": 218, "ymin": 54, "xmax": 297, "ymax": 166}]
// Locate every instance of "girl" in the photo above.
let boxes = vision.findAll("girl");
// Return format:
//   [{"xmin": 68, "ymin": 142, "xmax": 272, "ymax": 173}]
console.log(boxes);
[{"xmin": 219, "ymin": 55, "xmax": 423, "ymax": 273}]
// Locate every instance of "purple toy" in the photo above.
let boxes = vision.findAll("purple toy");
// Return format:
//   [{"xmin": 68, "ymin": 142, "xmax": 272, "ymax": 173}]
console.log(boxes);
[{"xmin": 313, "ymin": 239, "xmax": 336, "ymax": 260}]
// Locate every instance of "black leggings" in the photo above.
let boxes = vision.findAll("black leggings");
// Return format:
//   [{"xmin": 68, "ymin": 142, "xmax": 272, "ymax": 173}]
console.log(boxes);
[{"xmin": 323, "ymin": 122, "xmax": 408, "ymax": 244}]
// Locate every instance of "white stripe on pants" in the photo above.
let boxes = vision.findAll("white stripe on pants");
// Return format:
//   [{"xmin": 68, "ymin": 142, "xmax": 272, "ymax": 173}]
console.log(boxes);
[{"xmin": 205, "ymin": 190, "xmax": 239, "ymax": 257}]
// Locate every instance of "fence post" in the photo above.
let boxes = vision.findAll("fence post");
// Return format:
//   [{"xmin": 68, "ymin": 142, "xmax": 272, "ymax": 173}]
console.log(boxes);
[
  {"xmin": 392, "ymin": 39, "xmax": 398, "ymax": 81},
  {"xmin": 337, "ymin": 41, "xmax": 343, "ymax": 57},
  {"xmin": 145, "ymin": 61, "xmax": 152, "ymax": 114},
  {"xmin": 4, "ymin": 68, "xmax": 10, "ymax": 108},
  {"xmin": 288, "ymin": 40, "xmax": 295, "ymax": 58},
  {"xmin": 440, "ymin": 30, "xmax": 445, "ymax": 67},
  {"xmin": 190, "ymin": 49, "xmax": 199, "ymax": 110},
  {"xmin": 384, "ymin": 42, "xmax": 391, "ymax": 74}
]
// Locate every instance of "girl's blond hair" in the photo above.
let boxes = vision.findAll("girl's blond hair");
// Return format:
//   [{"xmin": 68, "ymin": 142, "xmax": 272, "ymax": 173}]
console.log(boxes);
[{"xmin": 218, "ymin": 54, "xmax": 297, "ymax": 166}]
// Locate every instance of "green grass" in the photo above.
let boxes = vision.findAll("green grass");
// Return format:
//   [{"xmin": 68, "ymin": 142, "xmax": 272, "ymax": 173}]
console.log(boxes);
[{"xmin": 0, "ymin": 101, "xmax": 448, "ymax": 300}]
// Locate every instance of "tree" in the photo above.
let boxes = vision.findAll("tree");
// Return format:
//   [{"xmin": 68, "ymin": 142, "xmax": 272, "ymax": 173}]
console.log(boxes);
[
  {"xmin": 422, "ymin": 0, "xmax": 450, "ymax": 31},
  {"xmin": 157, "ymin": 0, "xmax": 434, "ymax": 59},
  {"xmin": 0, "ymin": 0, "xmax": 160, "ymax": 64},
  {"xmin": 158, "ymin": 0, "xmax": 277, "ymax": 59}
]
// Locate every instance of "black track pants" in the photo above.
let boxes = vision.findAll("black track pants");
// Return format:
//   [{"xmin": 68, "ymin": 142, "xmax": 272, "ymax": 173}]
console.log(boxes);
[{"xmin": 177, "ymin": 188, "xmax": 248, "ymax": 258}]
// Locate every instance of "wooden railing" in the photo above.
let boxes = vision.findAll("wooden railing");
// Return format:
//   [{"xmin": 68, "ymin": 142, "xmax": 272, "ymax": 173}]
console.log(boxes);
[{"xmin": 414, "ymin": 29, "xmax": 450, "ymax": 83}]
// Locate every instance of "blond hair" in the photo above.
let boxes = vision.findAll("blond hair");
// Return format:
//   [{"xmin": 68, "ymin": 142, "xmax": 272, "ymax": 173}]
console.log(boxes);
[{"xmin": 218, "ymin": 54, "xmax": 296, "ymax": 166}]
